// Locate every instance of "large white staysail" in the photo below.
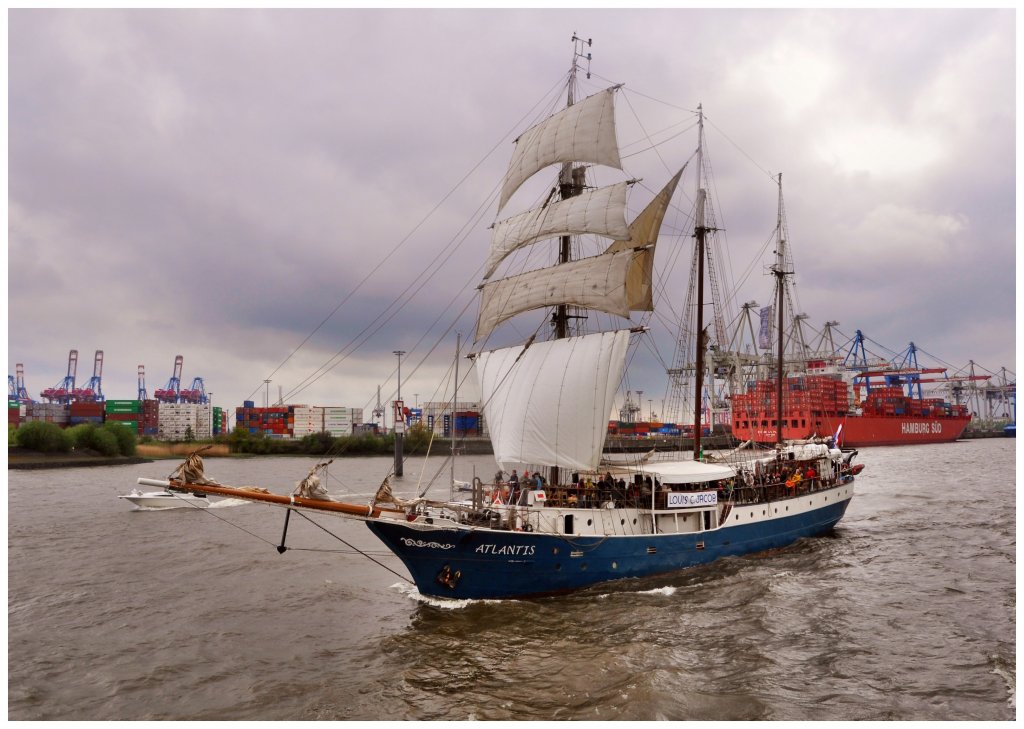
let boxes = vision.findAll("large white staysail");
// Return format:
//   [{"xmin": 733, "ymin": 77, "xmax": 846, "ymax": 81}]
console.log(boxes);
[
  {"xmin": 498, "ymin": 88, "xmax": 622, "ymax": 212},
  {"xmin": 476, "ymin": 331, "xmax": 631, "ymax": 471}
]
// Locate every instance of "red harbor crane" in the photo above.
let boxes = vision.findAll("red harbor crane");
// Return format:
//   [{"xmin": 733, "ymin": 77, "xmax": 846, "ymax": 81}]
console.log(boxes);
[
  {"xmin": 41, "ymin": 350, "xmax": 78, "ymax": 404},
  {"xmin": 154, "ymin": 355, "xmax": 184, "ymax": 403},
  {"xmin": 72, "ymin": 350, "xmax": 105, "ymax": 402}
]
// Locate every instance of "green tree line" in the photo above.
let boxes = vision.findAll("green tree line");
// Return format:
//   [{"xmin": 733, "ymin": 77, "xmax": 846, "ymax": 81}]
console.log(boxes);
[
  {"xmin": 12, "ymin": 421, "xmax": 137, "ymax": 457},
  {"xmin": 224, "ymin": 422, "xmax": 436, "ymax": 456}
]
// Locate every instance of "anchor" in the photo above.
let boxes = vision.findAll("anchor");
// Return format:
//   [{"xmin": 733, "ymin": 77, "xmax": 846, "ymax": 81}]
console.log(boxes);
[{"xmin": 436, "ymin": 565, "xmax": 462, "ymax": 589}]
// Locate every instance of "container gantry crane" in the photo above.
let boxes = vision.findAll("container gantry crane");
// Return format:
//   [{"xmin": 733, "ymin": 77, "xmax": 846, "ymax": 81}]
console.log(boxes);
[
  {"xmin": 138, "ymin": 365, "xmax": 148, "ymax": 401},
  {"xmin": 41, "ymin": 350, "xmax": 78, "ymax": 404},
  {"xmin": 73, "ymin": 350, "xmax": 105, "ymax": 402},
  {"xmin": 8, "ymin": 363, "xmax": 32, "ymax": 405},
  {"xmin": 154, "ymin": 355, "xmax": 184, "ymax": 403},
  {"xmin": 179, "ymin": 377, "xmax": 208, "ymax": 404}
]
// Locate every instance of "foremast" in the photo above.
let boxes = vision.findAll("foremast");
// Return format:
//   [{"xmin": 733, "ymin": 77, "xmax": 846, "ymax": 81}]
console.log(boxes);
[
  {"xmin": 552, "ymin": 34, "xmax": 592, "ymax": 342},
  {"xmin": 474, "ymin": 36, "xmax": 682, "ymax": 481},
  {"xmin": 550, "ymin": 35, "xmax": 591, "ymax": 486}
]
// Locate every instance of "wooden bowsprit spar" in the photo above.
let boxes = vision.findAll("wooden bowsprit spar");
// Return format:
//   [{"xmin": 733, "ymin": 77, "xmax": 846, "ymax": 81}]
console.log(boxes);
[{"xmin": 141, "ymin": 477, "xmax": 407, "ymax": 519}]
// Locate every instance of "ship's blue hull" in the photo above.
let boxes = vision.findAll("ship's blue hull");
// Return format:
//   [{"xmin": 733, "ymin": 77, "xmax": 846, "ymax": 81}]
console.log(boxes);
[{"xmin": 366, "ymin": 494, "xmax": 852, "ymax": 600}]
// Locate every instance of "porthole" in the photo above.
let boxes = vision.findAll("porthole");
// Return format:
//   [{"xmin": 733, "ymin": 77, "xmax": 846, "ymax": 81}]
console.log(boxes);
[
  {"xmin": 633, "ymin": 518, "xmax": 638, "ymax": 525},
  {"xmin": 735, "ymin": 514, "xmax": 740, "ymax": 520},
  {"xmin": 552, "ymin": 547, "xmax": 559, "ymax": 555},
  {"xmin": 620, "ymin": 519, "xmax": 626, "ymax": 526},
  {"xmin": 611, "ymin": 561, "xmax": 618, "ymax": 569},
  {"xmin": 587, "ymin": 519, "xmax": 593, "ymax": 526},
  {"xmin": 762, "ymin": 510, "xmax": 766, "ymax": 516}
]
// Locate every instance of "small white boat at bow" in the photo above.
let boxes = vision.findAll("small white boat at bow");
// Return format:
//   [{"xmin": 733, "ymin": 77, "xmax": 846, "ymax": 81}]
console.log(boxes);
[{"xmin": 119, "ymin": 488, "xmax": 213, "ymax": 509}]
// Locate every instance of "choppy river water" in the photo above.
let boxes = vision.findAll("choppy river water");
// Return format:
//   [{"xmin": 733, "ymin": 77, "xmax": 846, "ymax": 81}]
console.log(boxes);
[{"xmin": 7, "ymin": 438, "xmax": 1016, "ymax": 720}]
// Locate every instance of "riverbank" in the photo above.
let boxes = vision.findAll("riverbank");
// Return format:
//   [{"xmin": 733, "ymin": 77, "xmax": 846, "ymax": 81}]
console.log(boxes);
[{"xmin": 8, "ymin": 448, "xmax": 154, "ymax": 470}]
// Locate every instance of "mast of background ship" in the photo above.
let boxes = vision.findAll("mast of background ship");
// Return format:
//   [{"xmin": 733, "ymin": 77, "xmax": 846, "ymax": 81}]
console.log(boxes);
[
  {"xmin": 549, "ymin": 34, "xmax": 591, "ymax": 487},
  {"xmin": 692, "ymin": 106, "xmax": 709, "ymax": 460},
  {"xmin": 771, "ymin": 174, "xmax": 791, "ymax": 447},
  {"xmin": 450, "ymin": 331, "xmax": 460, "ymax": 502}
]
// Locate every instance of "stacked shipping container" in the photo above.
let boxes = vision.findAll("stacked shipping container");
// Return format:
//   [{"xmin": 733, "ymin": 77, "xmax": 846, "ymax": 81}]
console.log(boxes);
[
  {"xmin": 292, "ymin": 406, "xmax": 324, "ymax": 437},
  {"xmin": 23, "ymin": 402, "xmax": 70, "ymax": 427},
  {"xmin": 323, "ymin": 407, "xmax": 352, "ymax": 437},
  {"xmin": 105, "ymin": 399, "xmax": 142, "ymax": 435},
  {"xmin": 421, "ymin": 401, "xmax": 486, "ymax": 437},
  {"xmin": 233, "ymin": 404, "xmax": 365, "ymax": 438},
  {"xmin": 69, "ymin": 401, "xmax": 105, "ymax": 426},
  {"xmin": 158, "ymin": 402, "xmax": 212, "ymax": 441}
]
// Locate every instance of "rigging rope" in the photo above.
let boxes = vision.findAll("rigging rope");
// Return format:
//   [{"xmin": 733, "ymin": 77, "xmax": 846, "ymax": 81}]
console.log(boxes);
[
  {"xmin": 291, "ymin": 510, "xmax": 413, "ymax": 585},
  {"xmin": 180, "ymin": 480, "xmax": 414, "ymax": 585}
]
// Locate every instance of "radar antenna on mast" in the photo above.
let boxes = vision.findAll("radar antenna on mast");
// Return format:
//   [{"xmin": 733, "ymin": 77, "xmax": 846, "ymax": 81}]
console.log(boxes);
[{"xmin": 571, "ymin": 33, "xmax": 593, "ymax": 79}]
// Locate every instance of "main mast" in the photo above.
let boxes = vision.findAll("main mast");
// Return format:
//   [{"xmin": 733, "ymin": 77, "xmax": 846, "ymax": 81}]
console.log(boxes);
[
  {"xmin": 552, "ymin": 34, "xmax": 592, "ymax": 340},
  {"xmin": 550, "ymin": 34, "xmax": 591, "ymax": 486},
  {"xmin": 692, "ymin": 106, "xmax": 707, "ymax": 460}
]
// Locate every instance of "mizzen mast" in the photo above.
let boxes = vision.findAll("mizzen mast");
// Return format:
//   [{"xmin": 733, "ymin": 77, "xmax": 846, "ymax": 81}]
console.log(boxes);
[
  {"xmin": 692, "ymin": 105, "xmax": 711, "ymax": 460},
  {"xmin": 770, "ymin": 173, "xmax": 794, "ymax": 447}
]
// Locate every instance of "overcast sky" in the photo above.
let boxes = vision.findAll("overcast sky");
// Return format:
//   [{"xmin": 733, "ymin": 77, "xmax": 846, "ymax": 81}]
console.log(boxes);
[{"xmin": 8, "ymin": 8, "xmax": 1016, "ymax": 421}]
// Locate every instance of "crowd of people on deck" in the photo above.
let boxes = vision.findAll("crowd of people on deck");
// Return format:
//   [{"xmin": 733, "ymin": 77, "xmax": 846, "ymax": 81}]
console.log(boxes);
[
  {"xmin": 483, "ymin": 452, "xmax": 837, "ymax": 510},
  {"xmin": 487, "ymin": 469, "xmax": 682, "ymax": 509}
]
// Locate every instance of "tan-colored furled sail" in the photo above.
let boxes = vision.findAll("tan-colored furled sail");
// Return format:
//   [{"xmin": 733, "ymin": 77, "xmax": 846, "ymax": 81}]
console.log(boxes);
[
  {"xmin": 498, "ymin": 88, "xmax": 622, "ymax": 212},
  {"xmin": 603, "ymin": 168, "xmax": 684, "ymax": 311},
  {"xmin": 475, "ymin": 330, "xmax": 630, "ymax": 471},
  {"xmin": 485, "ymin": 181, "xmax": 631, "ymax": 279},
  {"xmin": 475, "ymin": 247, "xmax": 647, "ymax": 342},
  {"xmin": 605, "ymin": 168, "xmax": 684, "ymax": 254}
]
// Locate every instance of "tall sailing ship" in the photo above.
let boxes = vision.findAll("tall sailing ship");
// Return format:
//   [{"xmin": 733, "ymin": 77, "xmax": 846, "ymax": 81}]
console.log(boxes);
[{"xmin": 143, "ymin": 39, "xmax": 861, "ymax": 600}]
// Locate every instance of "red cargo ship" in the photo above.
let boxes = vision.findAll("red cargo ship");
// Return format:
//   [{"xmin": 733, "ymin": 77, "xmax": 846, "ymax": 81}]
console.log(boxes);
[{"xmin": 730, "ymin": 374, "xmax": 971, "ymax": 447}]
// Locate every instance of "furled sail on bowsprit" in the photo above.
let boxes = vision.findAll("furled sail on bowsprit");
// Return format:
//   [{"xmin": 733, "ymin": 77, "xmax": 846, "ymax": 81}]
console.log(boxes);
[{"xmin": 476, "ymin": 331, "xmax": 630, "ymax": 471}]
